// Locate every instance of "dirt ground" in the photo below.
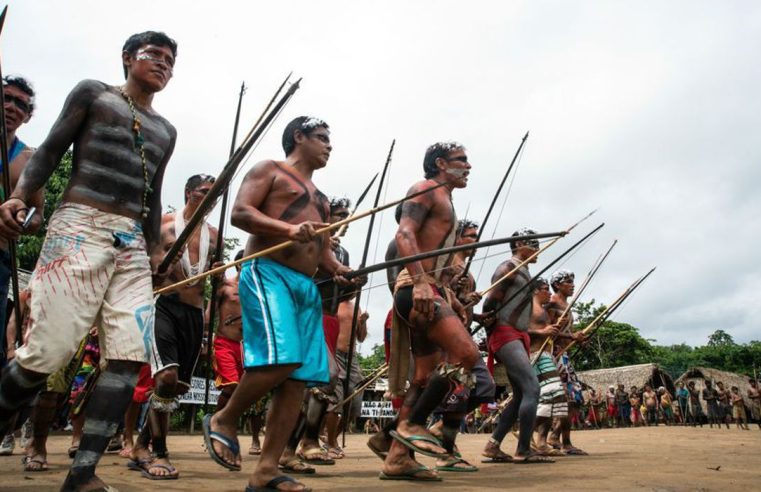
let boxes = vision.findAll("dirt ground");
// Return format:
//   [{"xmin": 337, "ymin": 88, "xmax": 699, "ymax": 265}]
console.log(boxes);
[{"xmin": 1, "ymin": 426, "xmax": 759, "ymax": 491}]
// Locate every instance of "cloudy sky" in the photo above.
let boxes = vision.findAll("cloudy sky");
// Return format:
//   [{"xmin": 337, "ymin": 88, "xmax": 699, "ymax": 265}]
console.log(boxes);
[{"xmin": 5, "ymin": 1, "xmax": 759, "ymax": 353}]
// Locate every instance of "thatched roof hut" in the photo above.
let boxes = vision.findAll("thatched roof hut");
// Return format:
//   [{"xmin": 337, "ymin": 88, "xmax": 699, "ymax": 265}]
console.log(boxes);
[
  {"xmin": 577, "ymin": 363, "xmax": 676, "ymax": 395},
  {"xmin": 675, "ymin": 367, "xmax": 753, "ymax": 412}
]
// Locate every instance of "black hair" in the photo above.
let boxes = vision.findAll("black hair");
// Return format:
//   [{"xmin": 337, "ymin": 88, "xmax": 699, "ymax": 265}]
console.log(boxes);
[
  {"xmin": 456, "ymin": 219, "xmax": 479, "ymax": 237},
  {"xmin": 282, "ymin": 116, "xmax": 329, "ymax": 156},
  {"xmin": 184, "ymin": 174, "xmax": 215, "ymax": 203},
  {"xmin": 122, "ymin": 31, "xmax": 178, "ymax": 79},
  {"xmin": 235, "ymin": 250, "xmax": 244, "ymax": 262},
  {"xmin": 509, "ymin": 228, "xmax": 538, "ymax": 253},
  {"xmin": 329, "ymin": 197, "xmax": 351, "ymax": 214},
  {"xmin": 3, "ymin": 75, "xmax": 35, "ymax": 115},
  {"xmin": 395, "ymin": 204, "xmax": 403, "ymax": 224},
  {"xmin": 422, "ymin": 141, "xmax": 464, "ymax": 179},
  {"xmin": 533, "ymin": 277, "xmax": 549, "ymax": 291}
]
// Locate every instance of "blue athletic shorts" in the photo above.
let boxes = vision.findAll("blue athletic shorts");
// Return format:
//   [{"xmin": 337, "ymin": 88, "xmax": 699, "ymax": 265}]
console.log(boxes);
[{"xmin": 239, "ymin": 258, "xmax": 329, "ymax": 387}]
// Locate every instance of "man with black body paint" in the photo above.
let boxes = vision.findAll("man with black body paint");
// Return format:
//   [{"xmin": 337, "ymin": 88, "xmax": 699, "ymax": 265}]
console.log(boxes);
[
  {"xmin": 480, "ymin": 230, "xmax": 553, "ymax": 464},
  {"xmin": 0, "ymin": 31, "xmax": 177, "ymax": 491}
]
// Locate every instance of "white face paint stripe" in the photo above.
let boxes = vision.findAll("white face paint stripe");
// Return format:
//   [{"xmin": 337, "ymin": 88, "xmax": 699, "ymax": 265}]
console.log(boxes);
[{"xmin": 249, "ymin": 260, "xmax": 275, "ymax": 365}]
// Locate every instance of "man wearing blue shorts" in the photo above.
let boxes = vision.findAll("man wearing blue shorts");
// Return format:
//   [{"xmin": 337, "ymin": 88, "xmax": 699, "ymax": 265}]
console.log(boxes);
[{"xmin": 203, "ymin": 116, "xmax": 351, "ymax": 492}]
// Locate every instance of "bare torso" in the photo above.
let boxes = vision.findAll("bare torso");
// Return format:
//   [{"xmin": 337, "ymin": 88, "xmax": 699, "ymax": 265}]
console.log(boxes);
[
  {"xmin": 13, "ymin": 80, "xmax": 176, "ymax": 248},
  {"xmin": 396, "ymin": 180, "xmax": 457, "ymax": 281},
  {"xmin": 548, "ymin": 293, "xmax": 574, "ymax": 351},
  {"xmin": 216, "ymin": 277, "xmax": 242, "ymax": 342},
  {"xmin": 336, "ymin": 300, "xmax": 366, "ymax": 353},
  {"xmin": 64, "ymin": 82, "xmax": 174, "ymax": 219},
  {"xmin": 242, "ymin": 161, "xmax": 329, "ymax": 276},
  {"xmin": 529, "ymin": 299, "xmax": 551, "ymax": 351},
  {"xmin": 153, "ymin": 213, "xmax": 218, "ymax": 308}
]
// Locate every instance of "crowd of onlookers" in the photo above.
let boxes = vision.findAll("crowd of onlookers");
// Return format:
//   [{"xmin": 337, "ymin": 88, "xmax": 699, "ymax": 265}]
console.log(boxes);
[
  {"xmin": 460, "ymin": 378, "xmax": 761, "ymax": 432},
  {"xmin": 571, "ymin": 379, "xmax": 760, "ymax": 430}
]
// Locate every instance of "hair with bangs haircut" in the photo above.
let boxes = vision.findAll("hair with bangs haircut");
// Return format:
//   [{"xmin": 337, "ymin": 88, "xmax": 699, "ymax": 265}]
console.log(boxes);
[
  {"xmin": 3, "ymin": 75, "xmax": 36, "ymax": 115},
  {"xmin": 282, "ymin": 116, "xmax": 329, "ymax": 156},
  {"xmin": 122, "ymin": 31, "xmax": 178, "ymax": 79},
  {"xmin": 422, "ymin": 141, "xmax": 464, "ymax": 179}
]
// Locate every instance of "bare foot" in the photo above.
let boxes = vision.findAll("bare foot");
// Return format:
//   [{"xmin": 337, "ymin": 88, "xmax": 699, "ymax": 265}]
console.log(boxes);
[
  {"xmin": 481, "ymin": 440, "xmax": 512, "ymax": 462},
  {"xmin": 142, "ymin": 456, "xmax": 179, "ymax": 479},
  {"xmin": 383, "ymin": 453, "xmax": 439, "ymax": 480},
  {"xmin": 129, "ymin": 443, "xmax": 153, "ymax": 464}
]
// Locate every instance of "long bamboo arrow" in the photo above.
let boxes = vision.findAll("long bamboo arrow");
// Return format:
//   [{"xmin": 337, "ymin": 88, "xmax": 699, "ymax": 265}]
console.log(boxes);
[
  {"xmin": 203, "ymin": 81, "xmax": 246, "ymax": 409},
  {"xmin": 341, "ymin": 140, "xmax": 394, "ymax": 446},
  {"xmin": 464, "ymin": 209, "xmax": 598, "ymax": 311},
  {"xmin": 333, "ymin": 173, "xmax": 378, "ymax": 238},
  {"xmin": 485, "ymin": 268, "xmax": 654, "ymax": 429},
  {"xmin": 224, "ymin": 231, "xmax": 565, "ymax": 328},
  {"xmin": 470, "ymin": 222, "xmax": 604, "ymax": 336},
  {"xmin": 155, "ymin": 179, "xmax": 447, "ymax": 295},
  {"xmin": 0, "ymin": 5, "xmax": 24, "ymax": 348},
  {"xmin": 462, "ymin": 132, "xmax": 528, "ymax": 278},
  {"xmin": 531, "ymin": 239, "xmax": 618, "ymax": 359},
  {"xmin": 567, "ymin": 267, "xmax": 656, "ymax": 357},
  {"xmin": 157, "ymin": 73, "xmax": 295, "ymax": 273},
  {"xmin": 331, "ymin": 231, "xmax": 565, "ymax": 283}
]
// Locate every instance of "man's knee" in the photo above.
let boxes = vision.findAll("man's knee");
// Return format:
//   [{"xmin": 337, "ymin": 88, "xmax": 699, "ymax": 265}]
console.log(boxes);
[{"xmin": 459, "ymin": 347, "xmax": 480, "ymax": 370}]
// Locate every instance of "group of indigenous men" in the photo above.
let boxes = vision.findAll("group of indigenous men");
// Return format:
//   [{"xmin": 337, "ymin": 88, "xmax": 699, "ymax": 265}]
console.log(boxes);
[{"xmin": 0, "ymin": 30, "xmax": 600, "ymax": 492}]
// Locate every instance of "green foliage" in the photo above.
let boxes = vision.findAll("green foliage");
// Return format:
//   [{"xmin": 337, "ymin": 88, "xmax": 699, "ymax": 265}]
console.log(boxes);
[
  {"xmin": 571, "ymin": 301, "xmax": 761, "ymax": 378},
  {"xmin": 358, "ymin": 343, "xmax": 385, "ymax": 373},
  {"xmin": 17, "ymin": 150, "xmax": 73, "ymax": 270}
]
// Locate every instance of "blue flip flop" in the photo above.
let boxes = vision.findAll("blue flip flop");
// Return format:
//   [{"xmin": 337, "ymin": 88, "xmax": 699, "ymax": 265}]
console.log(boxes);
[{"xmin": 202, "ymin": 414, "xmax": 241, "ymax": 471}]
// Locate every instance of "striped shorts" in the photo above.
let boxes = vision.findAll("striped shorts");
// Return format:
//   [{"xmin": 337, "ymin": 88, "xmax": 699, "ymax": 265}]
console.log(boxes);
[{"xmin": 533, "ymin": 351, "xmax": 568, "ymax": 418}]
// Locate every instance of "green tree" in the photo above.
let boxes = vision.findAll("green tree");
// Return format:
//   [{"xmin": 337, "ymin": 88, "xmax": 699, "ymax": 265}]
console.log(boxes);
[
  {"xmin": 571, "ymin": 300, "xmax": 654, "ymax": 371},
  {"xmin": 707, "ymin": 329, "xmax": 735, "ymax": 347},
  {"xmin": 358, "ymin": 343, "xmax": 385, "ymax": 373}
]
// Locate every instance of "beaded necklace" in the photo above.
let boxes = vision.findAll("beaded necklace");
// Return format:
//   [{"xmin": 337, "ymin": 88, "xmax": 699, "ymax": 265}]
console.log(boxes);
[{"xmin": 119, "ymin": 87, "xmax": 152, "ymax": 220}]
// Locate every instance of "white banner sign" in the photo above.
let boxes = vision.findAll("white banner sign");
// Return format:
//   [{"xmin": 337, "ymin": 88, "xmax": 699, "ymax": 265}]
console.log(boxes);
[
  {"xmin": 360, "ymin": 400, "xmax": 394, "ymax": 418},
  {"xmin": 179, "ymin": 376, "xmax": 220, "ymax": 405}
]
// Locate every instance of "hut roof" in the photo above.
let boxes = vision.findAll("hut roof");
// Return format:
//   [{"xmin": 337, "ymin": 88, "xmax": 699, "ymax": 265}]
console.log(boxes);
[
  {"xmin": 577, "ymin": 363, "xmax": 676, "ymax": 394},
  {"xmin": 675, "ymin": 366, "xmax": 754, "ymax": 408}
]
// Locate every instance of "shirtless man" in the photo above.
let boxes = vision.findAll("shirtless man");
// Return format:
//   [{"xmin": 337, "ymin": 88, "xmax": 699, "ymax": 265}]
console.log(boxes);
[
  {"xmin": 716, "ymin": 381, "xmax": 731, "ymax": 429},
  {"xmin": 703, "ymin": 380, "xmax": 721, "ymax": 428},
  {"xmin": 687, "ymin": 381, "xmax": 704, "ymax": 426},
  {"xmin": 642, "ymin": 385, "xmax": 658, "ymax": 426},
  {"xmin": 480, "ymin": 230, "xmax": 552, "ymax": 464},
  {"xmin": 527, "ymin": 277, "xmax": 563, "ymax": 456},
  {"xmin": 747, "ymin": 379, "xmax": 761, "ymax": 429},
  {"xmin": 129, "ymin": 174, "xmax": 219, "ymax": 479},
  {"xmin": 203, "ymin": 116, "xmax": 351, "ymax": 492},
  {"xmin": 546, "ymin": 270, "xmax": 587, "ymax": 455},
  {"xmin": 0, "ymin": 32, "xmax": 177, "ymax": 491},
  {"xmin": 1, "ymin": 75, "xmax": 44, "ymax": 366},
  {"xmin": 382, "ymin": 141, "xmax": 479, "ymax": 481}
]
